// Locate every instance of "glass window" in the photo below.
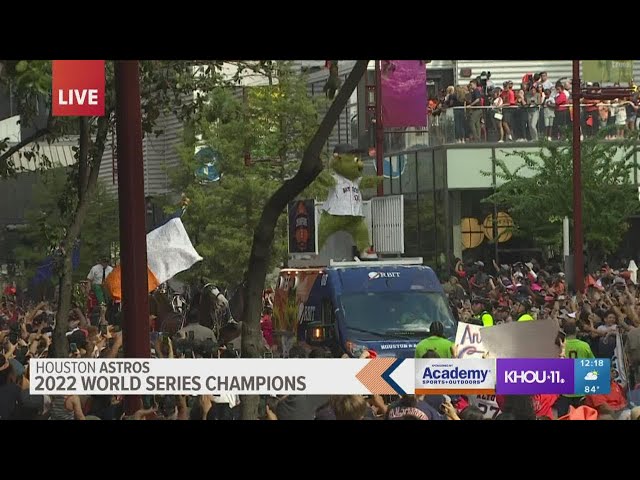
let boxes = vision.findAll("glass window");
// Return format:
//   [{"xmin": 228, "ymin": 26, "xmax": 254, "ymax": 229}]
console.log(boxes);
[
  {"xmin": 321, "ymin": 298, "xmax": 335, "ymax": 325},
  {"xmin": 434, "ymin": 190, "xmax": 448, "ymax": 267},
  {"xmin": 418, "ymin": 192, "xmax": 435, "ymax": 254},
  {"xmin": 417, "ymin": 149, "xmax": 434, "ymax": 193},
  {"xmin": 340, "ymin": 291, "xmax": 457, "ymax": 341},
  {"xmin": 400, "ymin": 152, "xmax": 417, "ymax": 194},
  {"xmin": 388, "ymin": 154, "xmax": 401, "ymax": 194},
  {"xmin": 434, "ymin": 149, "xmax": 446, "ymax": 191},
  {"xmin": 403, "ymin": 194, "xmax": 419, "ymax": 255}
]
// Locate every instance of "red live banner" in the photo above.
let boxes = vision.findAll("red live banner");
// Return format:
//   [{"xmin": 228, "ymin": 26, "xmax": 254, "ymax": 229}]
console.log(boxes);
[{"xmin": 52, "ymin": 60, "xmax": 105, "ymax": 117}]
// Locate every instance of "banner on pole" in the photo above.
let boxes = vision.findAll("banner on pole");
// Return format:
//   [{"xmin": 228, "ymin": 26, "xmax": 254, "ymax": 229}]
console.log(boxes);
[
  {"xmin": 381, "ymin": 60, "xmax": 427, "ymax": 128},
  {"xmin": 582, "ymin": 61, "xmax": 634, "ymax": 86}
]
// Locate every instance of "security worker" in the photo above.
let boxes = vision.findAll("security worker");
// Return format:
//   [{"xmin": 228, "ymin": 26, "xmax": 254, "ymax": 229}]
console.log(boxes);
[
  {"xmin": 513, "ymin": 295, "xmax": 534, "ymax": 322},
  {"xmin": 471, "ymin": 297, "xmax": 494, "ymax": 327}
]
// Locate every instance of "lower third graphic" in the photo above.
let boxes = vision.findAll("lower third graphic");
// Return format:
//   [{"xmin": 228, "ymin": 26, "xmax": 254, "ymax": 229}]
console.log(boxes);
[
  {"xmin": 414, "ymin": 359, "xmax": 496, "ymax": 395},
  {"xmin": 496, "ymin": 358, "xmax": 574, "ymax": 395}
]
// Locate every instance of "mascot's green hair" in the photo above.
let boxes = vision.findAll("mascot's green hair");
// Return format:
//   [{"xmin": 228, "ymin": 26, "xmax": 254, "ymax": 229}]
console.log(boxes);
[{"xmin": 317, "ymin": 144, "xmax": 382, "ymax": 256}]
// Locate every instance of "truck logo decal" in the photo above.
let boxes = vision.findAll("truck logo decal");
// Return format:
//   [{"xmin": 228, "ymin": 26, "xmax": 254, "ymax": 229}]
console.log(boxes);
[{"xmin": 368, "ymin": 271, "xmax": 401, "ymax": 280}]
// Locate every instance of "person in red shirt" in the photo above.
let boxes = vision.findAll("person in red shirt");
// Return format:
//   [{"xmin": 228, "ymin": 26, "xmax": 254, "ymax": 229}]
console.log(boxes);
[
  {"xmin": 583, "ymin": 87, "xmax": 599, "ymax": 137},
  {"xmin": 260, "ymin": 307, "xmax": 274, "ymax": 348},
  {"xmin": 500, "ymin": 81, "xmax": 516, "ymax": 141},
  {"xmin": 554, "ymin": 82, "xmax": 570, "ymax": 138},
  {"xmin": 584, "ymin": 368, "xmax": 631, "ymax": 420},
  {"xmin": 3, "ymin": 301, "xmax": 18, "ymax": 325}
]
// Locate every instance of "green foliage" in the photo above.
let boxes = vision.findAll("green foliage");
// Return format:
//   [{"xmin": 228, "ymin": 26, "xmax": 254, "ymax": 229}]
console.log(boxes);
[
  {"xmin": 171, "ymin": 62, "xmax": 326, "ymax": 287},
  {"xmin": 13, "ymin": 169, "xmax": 119, "ymax": 285},
  {"xmin": 483, "ymin": 131, "xmax": 640, "ymax": 256},
  {"xmin": 0, "ymin": 60, "xmax": 263, "ymax": 178},
  {"xmin": 0, "ymin": 59, "xmax": 260, "ymax": 272}
]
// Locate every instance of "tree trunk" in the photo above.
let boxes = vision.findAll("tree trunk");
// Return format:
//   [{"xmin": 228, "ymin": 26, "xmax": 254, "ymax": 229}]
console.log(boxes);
[
  {"xmin": 240, "ymin": 60, "xmax": 369, "ymax": 419},
  {"xmin": 52, "ymin": 116, "xmax": 110, "ymax": 358}
]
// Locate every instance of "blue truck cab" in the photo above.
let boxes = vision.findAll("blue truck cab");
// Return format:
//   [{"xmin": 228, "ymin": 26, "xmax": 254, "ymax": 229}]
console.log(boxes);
[{"xmin": 272, "ymin": 258, "xmax": 457, "ymax": 358}]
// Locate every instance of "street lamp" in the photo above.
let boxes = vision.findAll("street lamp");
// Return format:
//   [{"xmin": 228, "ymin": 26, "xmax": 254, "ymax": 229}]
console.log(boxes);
[{"xmin": 572, "ymin": 60, "xmax": 584, "ymax": 294}]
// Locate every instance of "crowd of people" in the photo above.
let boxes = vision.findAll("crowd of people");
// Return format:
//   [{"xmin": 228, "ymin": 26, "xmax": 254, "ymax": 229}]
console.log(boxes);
[
  {"xmin": 428, "ymin": 71, "xmax": 640, "ymax": 144},
  {"xmin": 2, "ymin": 252, "xmax": 640, "ymax": 420},
  {"xmin": 438, "ymin": 257, "xmax": 640, "ymax": 419}
]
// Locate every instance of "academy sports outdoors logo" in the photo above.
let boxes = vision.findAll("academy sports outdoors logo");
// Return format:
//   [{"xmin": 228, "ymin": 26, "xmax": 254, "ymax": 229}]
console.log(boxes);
[
  {"xmin": 52, "ymin": 60, "xmax": 105, "ymax": 117},
  {"xmin": 368, "ymin": 271, "xmax": 400, "ymax": 280},
  {"xmin": 414, "ymin": 359, "xmax": 496, "ymax": 395}
]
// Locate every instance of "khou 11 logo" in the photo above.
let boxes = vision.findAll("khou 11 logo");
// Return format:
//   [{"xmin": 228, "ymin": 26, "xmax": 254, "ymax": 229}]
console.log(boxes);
[
  {"xmin": 52, "ymin": 60, "xmax": 105, "ymax": 117},
  {"xmin": 496, "ymin": 359, "xmax": 575, "ymax": 395}
]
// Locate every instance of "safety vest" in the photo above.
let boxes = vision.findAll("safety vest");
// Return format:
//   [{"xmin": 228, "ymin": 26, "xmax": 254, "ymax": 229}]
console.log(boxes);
[
  {"xmin": 479, "ymin": 311, "xmax": 494, "ymax": 327},
  {"xmin": 518, "ymin": 313, "xmax": 534, "ymax": 322}
]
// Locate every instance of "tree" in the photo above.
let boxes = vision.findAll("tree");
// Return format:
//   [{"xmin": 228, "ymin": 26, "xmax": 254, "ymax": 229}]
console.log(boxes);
[
  {"xmin": 13, "ymin": 168, "xmax": 119, "ymax": 291},
  {"xmin": 0, "ymin": 60, "xmax": 259, "ymax": 356},
  {"xmin": 484, "ymin": 131, "xmax": 640, "ymax": 266},
  {"xmin": 240, "ymin": 60, "xmax": 369, "ymax": 419},
  {"xmin": 171, "ymin": 62, "xmax": 327, "ymax": 288}
]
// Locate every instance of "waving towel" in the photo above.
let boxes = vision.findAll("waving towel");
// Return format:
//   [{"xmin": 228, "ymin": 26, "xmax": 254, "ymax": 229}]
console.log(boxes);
[{"xmin": 104, "ymin": 218, "xmax": 202, "ymax": 301}]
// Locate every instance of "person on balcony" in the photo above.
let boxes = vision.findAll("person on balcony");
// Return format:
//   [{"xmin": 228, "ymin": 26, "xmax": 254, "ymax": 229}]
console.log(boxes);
[
  {"xmin": 446, "ymin": 85, "xmax": 467, "ymax": 144},
  {"xmin": 467, "ymin": 79, "xmax": 485, "ymax": 142},
  {"xmin": 527, "ymin": 84, "xmax": 544, "ymax": 141}
]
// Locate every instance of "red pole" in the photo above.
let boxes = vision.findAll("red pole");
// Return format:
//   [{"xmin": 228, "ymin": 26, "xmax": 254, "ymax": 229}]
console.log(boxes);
[
  {"xmin": 114, "ymin": 61, "xmax": 150, "ymax": 415},
  {"xmin": 375, "ymin": 60, "xmax": 384, "ymax": 196},
  {"xmin": 572, "ymin": 60, "xmax": 584, "ymax": 293}
]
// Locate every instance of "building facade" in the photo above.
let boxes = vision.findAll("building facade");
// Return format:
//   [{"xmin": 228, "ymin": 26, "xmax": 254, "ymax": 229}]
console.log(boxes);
[{"xmin": 328, "ymin": 60, "xmax": 640, "ymax": 274}]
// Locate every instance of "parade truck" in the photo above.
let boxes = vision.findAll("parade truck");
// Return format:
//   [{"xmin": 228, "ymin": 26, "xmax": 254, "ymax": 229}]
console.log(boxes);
[
  {"xmin": 272, "ymin": 258, "xmax": 457, "ymax": 358},
  {"xmin": 273, "ymin": 194, "xmax": 457, "ymax": 358}
]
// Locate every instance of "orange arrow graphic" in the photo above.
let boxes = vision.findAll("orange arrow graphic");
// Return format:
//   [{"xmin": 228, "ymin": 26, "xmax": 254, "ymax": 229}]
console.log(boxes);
[{"xmin": 356, "ymin": 358, "xmax": 397, "ymax": 394}]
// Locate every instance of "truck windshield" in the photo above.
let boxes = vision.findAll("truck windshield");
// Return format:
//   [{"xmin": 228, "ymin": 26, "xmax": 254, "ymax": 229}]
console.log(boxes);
[{"xmin": 340, "ymin": 291, "xmax": 457, "ymax": 340}]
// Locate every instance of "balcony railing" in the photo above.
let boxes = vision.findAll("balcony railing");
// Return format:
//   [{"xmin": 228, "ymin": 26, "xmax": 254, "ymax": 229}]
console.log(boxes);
[{"xmin": 383, "ymin": 103, "xmax": 640, "ymax": 151}]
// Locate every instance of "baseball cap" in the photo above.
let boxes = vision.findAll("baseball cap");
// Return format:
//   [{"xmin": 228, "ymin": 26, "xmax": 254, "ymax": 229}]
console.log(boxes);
[{"xmin": 333, "ymin": 144, "xmax": 363, "ymax": 155}]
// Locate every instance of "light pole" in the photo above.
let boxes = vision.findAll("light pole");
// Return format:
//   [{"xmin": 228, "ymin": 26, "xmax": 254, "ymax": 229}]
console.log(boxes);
[
  {"xmin": 572, "ymin": 60, "xmax": 584, "ymax": 293},
  {"xmin": 375, "ymin": 60, "xmax": 384, "ymax": 197},
  {"xmin": 114, "ymin": 61, "xmax": 151, "ymax": 415}
]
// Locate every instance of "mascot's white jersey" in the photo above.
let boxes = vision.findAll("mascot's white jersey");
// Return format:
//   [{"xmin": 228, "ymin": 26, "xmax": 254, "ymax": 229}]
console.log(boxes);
[{"xmin": 322, "ymin": 173, "xmax": 364, "ymax": 217}]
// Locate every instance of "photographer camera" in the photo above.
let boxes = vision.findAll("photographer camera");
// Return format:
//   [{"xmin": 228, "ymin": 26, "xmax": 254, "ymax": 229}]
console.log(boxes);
[
  {"xmin": 171, "ymin": 337, "xmax": 194, "ymax": 358},
  {"xmin": 480, "ymin": 71, "xmax": 494, "ymax": 97}
]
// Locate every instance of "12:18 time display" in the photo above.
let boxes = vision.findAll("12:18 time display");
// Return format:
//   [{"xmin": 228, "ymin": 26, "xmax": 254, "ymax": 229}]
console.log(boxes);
[{"xmin": 579, "ymin": 359, "xmax": 606, "ymax": 368}]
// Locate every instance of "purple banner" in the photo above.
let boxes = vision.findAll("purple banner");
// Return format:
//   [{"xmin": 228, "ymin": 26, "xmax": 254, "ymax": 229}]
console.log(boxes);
[
  {"xmin": 496, "ymin": 359, "xmax": 574, "ymax": 395},
  {"xmin": 381, "ymin": 60, "xmax": 427, "ymax": 128}
]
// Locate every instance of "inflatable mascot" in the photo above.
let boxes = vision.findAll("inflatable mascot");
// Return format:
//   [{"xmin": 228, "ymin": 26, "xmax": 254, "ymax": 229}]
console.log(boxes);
[{"xmin": 318, "ymin": 144, "xmax": 382, "ymax": 258}]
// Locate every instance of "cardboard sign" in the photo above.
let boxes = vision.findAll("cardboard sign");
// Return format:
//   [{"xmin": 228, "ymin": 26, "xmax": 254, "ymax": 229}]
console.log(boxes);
[
  {"xmin": 454, "ymin": 322, "xmax": 486, "ymax": 359},
  {"xmin": 480, "ymin": 319, "xmax": 561, "ymax": 359}
]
